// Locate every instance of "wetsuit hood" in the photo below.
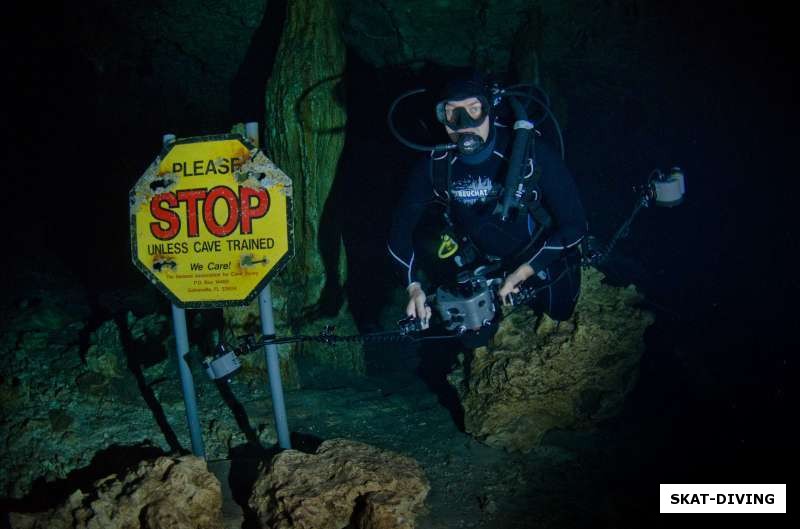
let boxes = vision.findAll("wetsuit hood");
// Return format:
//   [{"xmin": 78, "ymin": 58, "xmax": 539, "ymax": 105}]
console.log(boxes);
[
  {"xmin": 435, "ymin": 70, "xmax": 497, "ymax": 158},
  {"xmin": 437, "ymin": 69, "xmax": 492, "ymax": 109}
]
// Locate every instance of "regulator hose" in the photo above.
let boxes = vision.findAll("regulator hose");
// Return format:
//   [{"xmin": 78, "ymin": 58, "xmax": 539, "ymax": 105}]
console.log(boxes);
[
  {"xmin": 387, "ymin": 88, "xmax": 457, "ymax": 153},
  {"xmin": 502, "ymin": 89, "xmax": 565, "ymax": 160}
]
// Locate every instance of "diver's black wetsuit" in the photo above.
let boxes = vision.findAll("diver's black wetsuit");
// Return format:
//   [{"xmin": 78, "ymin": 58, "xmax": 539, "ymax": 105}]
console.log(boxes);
[{"xmin": 388, "ymin": 122, "xmax": 588, "ymax": 321}]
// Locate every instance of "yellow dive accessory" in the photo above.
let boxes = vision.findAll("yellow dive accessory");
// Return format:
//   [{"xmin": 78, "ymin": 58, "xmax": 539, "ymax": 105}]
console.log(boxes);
[{"xmin": 438, "ymin": 233, "xmax": 459, "ymax": 259}]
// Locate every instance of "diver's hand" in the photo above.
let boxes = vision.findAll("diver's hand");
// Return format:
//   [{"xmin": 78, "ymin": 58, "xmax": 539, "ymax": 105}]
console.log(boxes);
[
  {"xmin": 498, "ymin": 264, "xmax": 535, "ymax": 305},
  {"xmin": 406, "ymin": 282, "xmax": 431, "ymax": 330}
]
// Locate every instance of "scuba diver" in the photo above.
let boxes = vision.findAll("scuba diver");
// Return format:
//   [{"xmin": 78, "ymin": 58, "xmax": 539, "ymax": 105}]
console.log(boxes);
[
  {"xmin": 387, "ymin": 69, "xmax": 588, "ymax": 346},
  {"xmin": 206, "ymin": 71, "xmax": 685, "ymax": 375}
]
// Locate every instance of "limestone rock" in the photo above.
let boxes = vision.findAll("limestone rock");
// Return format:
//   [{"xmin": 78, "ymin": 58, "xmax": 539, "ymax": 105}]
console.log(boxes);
[
  {"xmin": 264, "ymin": 0, "xmax": 347, "ymax": 316},
  {"xmin": 9, "ymin": 455, "xmax": 223, "ymax": 529},
  {"xmin": 249, "ymin": 438, "xmax": 429, "ymax": 529},
  {"xmin": 224, "ymin": 0, "xmax": 364, "ymax": 385},
  {"xmin": 85, "ymin": 320, "xmax": 124, "ymax": 378},
  {"xmin": 73, "ymin": 0, "xmax": 267, "ymax": 134},
  {"xmin": 127, "ymin": 311, "xmax": 168, "ymax": 342},
  {"xmin": 125, "ymin": 311, "xmax": 176, "ymax": 381},
  {"xmin": 449, "ymin": 268, "xmax": 654, "ymax": 452},
  {"xmin": 338, "ymin": 0, "xmax": 534, "ymax": 72},
  {"xmin": 0, "ymin": 289, "xmax": 274, "ymax": 497}
]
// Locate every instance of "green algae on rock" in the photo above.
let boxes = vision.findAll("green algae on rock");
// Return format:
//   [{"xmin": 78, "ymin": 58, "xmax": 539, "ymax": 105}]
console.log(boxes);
[
  {"xmin": 448, "ymin": 267, "xmax": 654, "ymax": 452},
  {"xmin": 224, "ymin": 0, "xmax": 364, "ymax": 385}
]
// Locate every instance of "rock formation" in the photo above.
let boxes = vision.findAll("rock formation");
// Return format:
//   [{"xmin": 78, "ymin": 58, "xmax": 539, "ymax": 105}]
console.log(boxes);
[
  {"xmin": 448, "ymin": 268, "xmax": 654, "ymax": 451},
  {"xmin": 0, "ymin": 301, "xmax": 277, "ymax": 498},
  {"xmin": 249, "ymin": 438, "xmax": 429, "ymax": 529},
  {"xmin": 9, "ymin": 455, "xmax": 222, "ymax": 529},
  {"xmin": 223, "ymin": 0, "xmax": 364, "ymax": 387},
  {"xmin": 338, "ymin": 0, "xmax": 534, "ymax": 72}
]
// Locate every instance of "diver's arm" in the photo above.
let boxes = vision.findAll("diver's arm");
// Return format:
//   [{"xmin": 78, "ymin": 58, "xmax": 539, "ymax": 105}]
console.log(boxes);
[
  {"xmin": 388, "ymin": 156, "xmax": 436, "ymax": 325},
  {"xmin": 520, "ymin": 142, "xmax": 588, "ymax": 272},
  {"xmin": 387, "ymin": 156, "xmax": 435, "ymax": 289}
]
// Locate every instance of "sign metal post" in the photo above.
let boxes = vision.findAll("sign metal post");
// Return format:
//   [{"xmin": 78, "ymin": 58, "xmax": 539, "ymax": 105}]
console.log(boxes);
[
  {"xmin": 162, "ymin": 133, "xmax": 206, "ymax": 458},
  {"xmin": 170, "ymin": 297, "xmax": 206, "ymax": 458},
  {"xmin": 246, "ymin": 121, "xmax": 292, "ymax": 450},
  {"xmin": 131, "ymin": 128, "xmax": 294, "ymax": 454}
]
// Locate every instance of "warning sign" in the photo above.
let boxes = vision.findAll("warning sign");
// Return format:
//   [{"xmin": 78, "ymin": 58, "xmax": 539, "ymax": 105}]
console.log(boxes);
[{"xmin": 130, "ymin": 134, "xmax": 294, "ymax": 308}]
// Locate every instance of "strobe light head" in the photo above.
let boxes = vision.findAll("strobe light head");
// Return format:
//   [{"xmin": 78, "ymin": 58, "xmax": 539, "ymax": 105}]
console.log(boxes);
[
  {"xmin": 203, "ymin": 342, "xmax": 242, "ymax": 380},
  {"xmin": 651, "ymin": 167, "xmax": 686, "ymax": 207}
]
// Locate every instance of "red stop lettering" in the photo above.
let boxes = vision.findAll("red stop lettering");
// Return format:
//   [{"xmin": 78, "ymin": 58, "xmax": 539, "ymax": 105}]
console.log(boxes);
[
  {"xmin": 239, "ymin": 186, "xmax": 270, "ymax": 234},
  {"xmin": 176, "ymin": 189, "xmax": 205, "ymax": 237},
  {"xmin": 149, "ymin": 192, "xmax": 180, "ymax": 240},
  {"xmin": 148, "ymin": 185, "xmax": 271, "ymax": 239},
  {"xmin": 203, "ymin": 187, "xmax": 239, "ymax": 237}
]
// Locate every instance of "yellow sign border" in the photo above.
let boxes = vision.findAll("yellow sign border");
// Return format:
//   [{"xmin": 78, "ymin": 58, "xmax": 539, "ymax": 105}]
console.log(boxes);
[{"xmin": 129, "ymin": 133, "xmax": 294, "ymax": 308}]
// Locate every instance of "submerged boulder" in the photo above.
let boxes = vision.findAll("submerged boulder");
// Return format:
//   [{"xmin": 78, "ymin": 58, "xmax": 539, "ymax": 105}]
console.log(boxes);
[
  {"xmin": 249, "ymin": 438, "xmax": 429, "ymax": 529},
  {"xmin": 448, "ymin": 268, "xmax": 654, "ymax": 452},
  {"xmin": 9, "ymin": 455, "xmax": 222, "ymax": 529}
]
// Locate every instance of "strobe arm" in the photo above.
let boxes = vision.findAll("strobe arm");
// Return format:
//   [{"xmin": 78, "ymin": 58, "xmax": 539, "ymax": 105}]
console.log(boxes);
[
  {"xmin": 594, "ymin": 195, "xmax": 649, "ymax": 266},
  {"xmin": 586, "ymin": 167, "xmax": 686, "ymax": 267},
  {"xmin": 205, "ymin": 321, "xmax": 431, "ymax": 381}
]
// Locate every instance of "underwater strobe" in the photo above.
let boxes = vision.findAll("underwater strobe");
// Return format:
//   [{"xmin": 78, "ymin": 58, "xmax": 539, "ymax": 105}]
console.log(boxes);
[
  {"xmin": 203, "ymin": 341, "xmax": 245, "ymax": 380},
  {"xmin": 643, "ymin": 167, "xmax": 686, "ymax": 207},
  {"xmin": 583, "ymin": 166, "xmax": 687, "ymax": 267}
]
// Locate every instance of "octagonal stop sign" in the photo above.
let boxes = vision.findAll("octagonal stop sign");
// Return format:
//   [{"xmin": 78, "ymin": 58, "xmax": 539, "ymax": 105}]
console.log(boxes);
[{"xmin": 130, "ymin": 134, "xmax": 294, "ymax": 308}]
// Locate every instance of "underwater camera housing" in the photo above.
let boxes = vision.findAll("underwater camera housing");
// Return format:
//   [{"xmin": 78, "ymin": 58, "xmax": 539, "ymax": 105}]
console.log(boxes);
[
  {"xmin": 203, "ymin": 342, "xmax": 242, "ymax": 380},
  {"xmin": 434, "ymin": 267, "xmax": 499, "ymax": 333}
]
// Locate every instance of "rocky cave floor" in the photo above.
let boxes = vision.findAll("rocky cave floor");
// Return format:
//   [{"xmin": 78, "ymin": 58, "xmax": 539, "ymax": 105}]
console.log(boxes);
[
  {"xmin": 209, "ymin": 345, "xmax": 655, "ymax": 529},
  {"xmin": 0, "ymin": 267, "xmax": 668, "ymax": 528}
]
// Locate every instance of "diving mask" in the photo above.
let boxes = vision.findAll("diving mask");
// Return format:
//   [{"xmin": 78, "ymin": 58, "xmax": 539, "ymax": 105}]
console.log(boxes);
[{"xmin": 435, "ymin": 96, "xmax": 490, "ymax": 130}]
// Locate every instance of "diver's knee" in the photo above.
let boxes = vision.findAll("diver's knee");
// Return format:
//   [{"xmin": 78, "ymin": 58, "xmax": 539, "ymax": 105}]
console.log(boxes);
[{"xmin": 546, "ymin": 303, "xmax": 577, "ymax": 322}]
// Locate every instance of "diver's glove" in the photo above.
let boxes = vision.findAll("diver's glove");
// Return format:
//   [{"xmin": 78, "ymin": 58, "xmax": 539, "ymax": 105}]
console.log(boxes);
[{"xmin": 405, "ymin": 282, "xmax": 432, "ymax": 330}]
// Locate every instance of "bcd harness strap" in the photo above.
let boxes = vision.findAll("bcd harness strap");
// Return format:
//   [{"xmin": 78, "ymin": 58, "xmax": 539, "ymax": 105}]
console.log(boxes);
[{"xmin": 429, "ymin": 135, "xmax": 553, "ymax": 268}]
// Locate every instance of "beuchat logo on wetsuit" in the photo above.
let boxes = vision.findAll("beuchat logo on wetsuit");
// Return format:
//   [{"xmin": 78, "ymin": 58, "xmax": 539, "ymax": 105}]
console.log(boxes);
[{"xmin": 450, "ymin": 174, "xmax": 496, "ymax": 206}]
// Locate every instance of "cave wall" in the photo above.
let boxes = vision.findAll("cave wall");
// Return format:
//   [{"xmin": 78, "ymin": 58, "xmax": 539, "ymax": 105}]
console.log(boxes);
[
  {"xmin": 338, "ymin": 0, "xmax": 648, "ymax": 85},
  {"xmin": 267, "ymin": 0, "xmax": 366, "ymax": 378},
  {"xmin": 224, "ymin": 0, "xmax": 363, "ymax": 385},
  {"xmin": 264, "ymin": 0, "xmax": 347, "ymax": 315},
  {"xmin": 68, "ymin": 0, "xmax": 649, "ymax": 151},
  {"xmin": 72, "ymin": 0, "xmax": 269, "ymax": 136},
  {"xmin": 337, "ymin": 0, "xmax": 533, "ymax": 72}
]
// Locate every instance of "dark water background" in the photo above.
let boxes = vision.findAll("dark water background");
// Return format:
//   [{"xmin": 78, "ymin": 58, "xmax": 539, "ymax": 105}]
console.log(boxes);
[{"xmin": 3, "ymin": 0, "xmax": 796, "ymax": 520}]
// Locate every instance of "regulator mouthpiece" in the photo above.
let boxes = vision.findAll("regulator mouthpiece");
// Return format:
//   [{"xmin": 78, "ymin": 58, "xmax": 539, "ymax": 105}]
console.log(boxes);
[
  {"xmin": 652, "ymin": 167, "xmax": 686, "ymax": 207},
  {"xmin": 456, "ymin": 133, "xmax": 484, "ymax": 155}
]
